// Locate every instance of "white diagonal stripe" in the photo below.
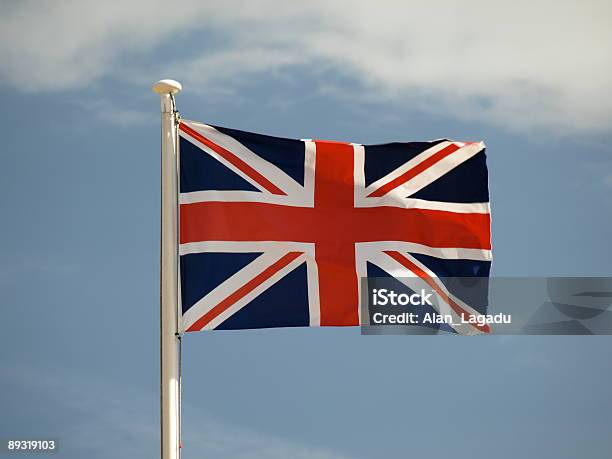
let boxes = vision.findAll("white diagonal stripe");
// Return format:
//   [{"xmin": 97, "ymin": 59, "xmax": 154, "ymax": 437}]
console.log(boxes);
[
  {"xmin": 203, "ymin": 252, "xmax": 307, "ymax": 331},
  {"xmin": 392, "ymin": 142, "xmax": 485, "ymax": 198},
  {"xmin": 363, "ymin": 141, "xmax": 453, "ymax": 196},
  {"xmin": 181, "ymin": 249, "xmax": 305, "ymax": 331},
  {"xmin": 364, "ymin": 141, "xmax": 485, "ymax": 199},
  {"xmin": 366, "ymin": 250, "xmax": 485, "ymax": 335},
  {"xmin": 181, "ymin": 120, "xmax": 307, "ymax": 199}
]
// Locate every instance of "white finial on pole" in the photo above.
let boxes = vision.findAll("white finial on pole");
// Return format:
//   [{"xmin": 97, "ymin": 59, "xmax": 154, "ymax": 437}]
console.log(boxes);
[
  {"xmin": 153, "ymin": 79, "xmax": 182, "ymax": 459},
  {"xmin": 153, "ymin": 79, "xmax": 183, "ymax": 94},
  {"xmin": 153, "ymin": 79, "xmax": 183, "ymax": 114}
]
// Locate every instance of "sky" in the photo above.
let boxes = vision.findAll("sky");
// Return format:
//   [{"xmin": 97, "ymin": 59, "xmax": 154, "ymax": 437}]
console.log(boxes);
[{"xmin": 0, "ymin": 1, "xmax": 611, "ymax": 458}]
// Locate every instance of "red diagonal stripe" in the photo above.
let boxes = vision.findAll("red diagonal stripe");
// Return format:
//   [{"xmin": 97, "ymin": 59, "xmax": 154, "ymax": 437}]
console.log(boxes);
[
  {"xmin": 186, "ymin": 251, "xmax": 303, "ymax": 332},
  {"xmin": 384, "ymin": 250, "xmax": 490, "ymax": 333},
  {"xmin": 367, "ymin": 143, "xmax": 461, "ymax": 198},
  {"xmin": 179, "ymin": 122, "xmax": 286, "ymax": 196}
]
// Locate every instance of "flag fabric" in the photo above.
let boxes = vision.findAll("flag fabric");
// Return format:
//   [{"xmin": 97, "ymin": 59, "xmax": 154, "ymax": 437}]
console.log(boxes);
[{"xmin": 178, "ymin": 120, "xmax": 492, "ymax": 334}]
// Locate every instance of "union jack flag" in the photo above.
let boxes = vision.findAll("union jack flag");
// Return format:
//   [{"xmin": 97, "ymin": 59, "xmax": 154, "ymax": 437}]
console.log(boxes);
[{"xmin": 178, "ymin": 120, "xmax": 492, "ymax": 334}]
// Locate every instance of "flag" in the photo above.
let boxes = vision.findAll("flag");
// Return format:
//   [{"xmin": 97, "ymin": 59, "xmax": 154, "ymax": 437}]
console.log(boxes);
[{"xmin": 178, "ymin": 120, "xmax": 492, "ymax": 333}]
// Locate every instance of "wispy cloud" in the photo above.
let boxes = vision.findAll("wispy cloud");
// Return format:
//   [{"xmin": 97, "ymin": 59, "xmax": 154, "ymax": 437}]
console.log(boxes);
[
  {"xmin": 183, "ymin": 416, "xmax": 356, "ymax": 459},
  {"xmin": 0, "ymin": 365, "xmax": 159, "ymax": 458},
  {"xmin": 1, "ymin": 1, "xmax": 611, "ymax": 134},
  {"xmin": 0, "ymin": 364, "xmax": 355, "ymax": 459},
  {"xmin": 78, "ymin": 98, "xmax": 156, "ymax": 127}
]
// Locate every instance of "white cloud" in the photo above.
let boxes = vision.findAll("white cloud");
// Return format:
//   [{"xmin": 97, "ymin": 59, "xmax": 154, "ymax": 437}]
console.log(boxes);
[{"xmin": 1, "ymin": 0, "xmax": 611, "ymax": 133}]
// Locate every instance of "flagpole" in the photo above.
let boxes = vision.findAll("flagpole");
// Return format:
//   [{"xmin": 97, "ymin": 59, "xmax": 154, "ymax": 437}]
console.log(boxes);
[{"xmin": 153, "ymin": 79, "xmax": 183, "ymax": 459}]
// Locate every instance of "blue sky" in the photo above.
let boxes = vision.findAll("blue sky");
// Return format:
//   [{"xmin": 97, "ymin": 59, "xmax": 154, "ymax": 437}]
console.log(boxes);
[{"xmin": 0, "ymin": 1, "xmax": 611, "ymax": 458}]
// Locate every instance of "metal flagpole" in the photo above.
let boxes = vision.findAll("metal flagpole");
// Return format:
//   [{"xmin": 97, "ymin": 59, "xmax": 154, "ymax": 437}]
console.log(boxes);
[{"xmin": 153, "ymin": 79, "xmax": 183, "ymax": 459}]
